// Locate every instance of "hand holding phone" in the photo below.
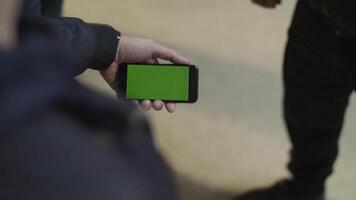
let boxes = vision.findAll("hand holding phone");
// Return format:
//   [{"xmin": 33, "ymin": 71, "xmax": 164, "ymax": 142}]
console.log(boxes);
[{"xmin": 100, "ymin": 35, "xmax": 193, "ymax": 113}]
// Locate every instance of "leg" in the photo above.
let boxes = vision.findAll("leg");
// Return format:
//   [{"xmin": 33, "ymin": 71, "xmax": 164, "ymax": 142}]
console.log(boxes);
[
  {"xmin": 284, "ymin": 1, "xmax": 354, "ymax": 197},
  {"xmin": 284, "ymin": 33, "xmax": 352, "ymax": 197},
  {"xmin": 233, "ymin": 1, "xmax": 354, "ymax": 199}
]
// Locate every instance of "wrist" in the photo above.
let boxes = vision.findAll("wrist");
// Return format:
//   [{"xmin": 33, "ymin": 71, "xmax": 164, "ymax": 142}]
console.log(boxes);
[
  {"xmin": 115, "ymin": 35, "xmax": 126, "ymax": 64},
  {"xmin": 87, "ymin": 24, "xmax": 120, "ymax": 70}
]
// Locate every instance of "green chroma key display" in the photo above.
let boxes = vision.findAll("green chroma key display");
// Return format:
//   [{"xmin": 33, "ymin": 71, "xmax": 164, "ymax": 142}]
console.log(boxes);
[{"xmin": 126, "ymin": 64, "xmax": 190, "ymax": 101}]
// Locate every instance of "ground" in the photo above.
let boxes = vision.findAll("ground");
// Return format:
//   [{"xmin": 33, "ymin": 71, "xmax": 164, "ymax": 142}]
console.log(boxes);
[{"xmin": 64, "ymin": 1, "xmax": 356, "ymax": 199}]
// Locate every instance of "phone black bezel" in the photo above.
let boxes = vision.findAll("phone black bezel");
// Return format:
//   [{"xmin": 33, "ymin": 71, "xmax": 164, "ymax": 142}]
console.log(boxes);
[{"xmin": 117, "ymin": 63, "xmax": 198, "ymax": 103}]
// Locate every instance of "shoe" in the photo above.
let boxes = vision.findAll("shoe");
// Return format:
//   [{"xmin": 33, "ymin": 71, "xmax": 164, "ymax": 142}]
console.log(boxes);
[{"xmin": 232, "ymin": 179, "xmax": 325, "ymax": 200}]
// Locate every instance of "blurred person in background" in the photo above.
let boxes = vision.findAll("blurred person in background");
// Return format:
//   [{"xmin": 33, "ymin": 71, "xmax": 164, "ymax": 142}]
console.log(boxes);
[
  {"xmin": 0, "ymin": 0, "xmax": 190, "ymax": 199},
  {"xmin": 234, "ymin": 0, "xmax": 356, "ymax": 200},
  {"xmin": 22, "ymin": 0, "xmax": 190, "ymax": 113}
]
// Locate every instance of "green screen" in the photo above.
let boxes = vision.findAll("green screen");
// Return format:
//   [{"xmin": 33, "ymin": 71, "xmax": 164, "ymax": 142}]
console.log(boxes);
[{"xmin": 126, "ymin": 64, "xmax": 190, "ymax": 101}]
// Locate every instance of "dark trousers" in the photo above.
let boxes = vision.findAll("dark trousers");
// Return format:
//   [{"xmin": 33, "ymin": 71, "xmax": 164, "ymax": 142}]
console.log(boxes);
[{"xmin": 284, "ymin": 0, "xmax": 356, "ymax": 197}]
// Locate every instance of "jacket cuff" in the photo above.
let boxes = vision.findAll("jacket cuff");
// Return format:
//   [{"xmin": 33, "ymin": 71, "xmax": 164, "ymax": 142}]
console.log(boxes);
[{"xmin": 89, "ymin": 24, "xmax": 120, "ymax": 70}]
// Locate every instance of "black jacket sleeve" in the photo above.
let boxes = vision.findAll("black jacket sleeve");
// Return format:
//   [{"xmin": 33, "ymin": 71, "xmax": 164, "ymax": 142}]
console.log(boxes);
[
  {"xmin": 39, "ymin": 17, "xmax": 120, "ymax": 74},
  {"xmin": 23, "ymin": 0, "xmax": 120, "ymax": 74},
  {"xmin": 0, "ymin": 36, "xmax": 175, "ymax": 200}
]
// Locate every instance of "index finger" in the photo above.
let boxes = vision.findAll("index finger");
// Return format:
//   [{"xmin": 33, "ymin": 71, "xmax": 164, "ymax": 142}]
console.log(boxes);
[{"xmin": 153, "ymin": 43, "xmax": 191, "ymax": 65}]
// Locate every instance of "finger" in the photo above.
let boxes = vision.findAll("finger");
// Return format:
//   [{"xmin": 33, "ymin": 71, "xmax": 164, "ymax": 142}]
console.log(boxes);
[
  {"xmin": 259, "ymin": 0, "xmax": 273, "ymax": 7},
  {"xmin": 100, "ymin": 62, "xmax": 119, "ymax": 89},
  {"xmin": 165, "ymin": 103, "xmax": 176, "ymax": 113},
  {"xmin": 152, "ymin": 100, "xmax": 164, "ymax": 111},
  {"xmin": 265, "ymin": 0, "xmax": 281, "ymax": 7},
  {"xmin": 265, "ymin": 0, "xmax": 277, "ymax": 7},
  {"xmin": 147, "ymin": 58, "xmax": 156, "ymax": 64},
  {"xmin": 133, "ymin": 100, "xmax": 140, "ymax": 106},
  {"xmin": 252, "ymin": 0, "xmax": 268, "ymax": 7},
  {"xmin": 252, "ymin": 0, "xmax": 278, "ymax": 8},
  {"xmin": 152, "ymin": 43, "xmax": 191, "ymax": 65},
  {"xmin": 147, "ymin": 58, "xmax": 160, "ymax": 64},
  {"xmin": 140, "ymin": 100, "xmax": 152, "ymax": 111}
]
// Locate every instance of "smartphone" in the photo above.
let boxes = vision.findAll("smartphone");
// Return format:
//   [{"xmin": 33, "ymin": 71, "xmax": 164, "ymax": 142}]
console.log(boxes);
[{"xmin": 117, "ymin": 63, "xmax": 198, "ymax": 103}]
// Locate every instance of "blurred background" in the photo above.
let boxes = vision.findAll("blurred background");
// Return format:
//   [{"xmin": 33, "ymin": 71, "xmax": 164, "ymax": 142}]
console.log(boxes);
[{"xmin": 64, "ymin": 1, "xmax": 356, "ymax": 199}]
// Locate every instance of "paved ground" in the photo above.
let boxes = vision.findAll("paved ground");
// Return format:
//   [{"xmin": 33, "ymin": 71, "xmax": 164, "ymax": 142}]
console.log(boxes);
[{"xmin": 64, "ymin": 1, "xmax": 356, "ymax": 199}]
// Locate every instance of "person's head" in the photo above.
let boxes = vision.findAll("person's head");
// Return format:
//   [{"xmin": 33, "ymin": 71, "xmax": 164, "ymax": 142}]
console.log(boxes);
[{"xmin": 0, "ymin": 0, "xmax": 21, "ymax": 48}]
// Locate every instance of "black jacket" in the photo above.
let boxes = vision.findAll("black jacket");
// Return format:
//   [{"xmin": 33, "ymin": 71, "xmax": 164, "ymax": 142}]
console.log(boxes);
[
  {"xmin": 0, "ymin": 11, "xmax": 176, "ymax": 200},
  {"xmin": 308, "ymin": 0, "xmax": 356, "ymax": 36},
  {"xmin": 0, "ymin": 1, "xmax": 176, "ymax": 199},
  {"xmin": 22, "ymin": 0, "xmax": 120, "ymax": 74}
]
